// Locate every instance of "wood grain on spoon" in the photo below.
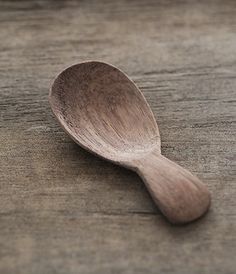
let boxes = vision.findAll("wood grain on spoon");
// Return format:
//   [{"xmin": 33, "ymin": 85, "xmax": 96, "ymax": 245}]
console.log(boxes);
[{"xmin": 49, "ymin": 61, "xmax": 211, "ymax": 224}]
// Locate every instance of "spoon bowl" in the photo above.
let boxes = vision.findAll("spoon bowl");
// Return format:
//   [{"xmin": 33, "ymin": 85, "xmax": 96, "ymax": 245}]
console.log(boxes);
[
  {"xmin": 49, "ymin": 61, "xmax": 211, "ymax": 224},
  {"xmin": 50, "ymin": 62, "xmax": 160, "ymax": 164}
]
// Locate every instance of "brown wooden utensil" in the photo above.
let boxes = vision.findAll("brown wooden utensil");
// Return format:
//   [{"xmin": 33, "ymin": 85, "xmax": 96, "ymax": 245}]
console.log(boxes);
[{"xmin": 49, "ymin": 61, "xmax": 211, "ymax": 224}]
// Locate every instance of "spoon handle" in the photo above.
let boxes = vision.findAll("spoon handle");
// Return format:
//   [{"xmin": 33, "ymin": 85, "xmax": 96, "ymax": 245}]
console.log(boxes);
[{"xmin": 134, "ymin": 151, "xmax": 211, "ymax": 224}]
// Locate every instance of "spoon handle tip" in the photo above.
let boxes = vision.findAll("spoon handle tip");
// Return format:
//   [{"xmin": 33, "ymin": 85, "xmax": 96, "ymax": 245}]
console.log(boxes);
[{"xmin": 134, "ymin": 152, "xmax": 211, "ymax": 224}]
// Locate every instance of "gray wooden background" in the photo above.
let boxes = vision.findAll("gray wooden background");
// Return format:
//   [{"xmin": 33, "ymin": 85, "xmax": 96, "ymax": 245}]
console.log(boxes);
[{"xmin": 0, "ymin": 1, "xmax": 235, "ymax": 273}]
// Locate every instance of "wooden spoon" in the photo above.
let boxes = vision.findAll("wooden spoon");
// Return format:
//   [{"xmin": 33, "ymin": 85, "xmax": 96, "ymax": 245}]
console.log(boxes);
[{"xmin": 49, "ymin": 61, "xmax": 211, "ymax": 224}]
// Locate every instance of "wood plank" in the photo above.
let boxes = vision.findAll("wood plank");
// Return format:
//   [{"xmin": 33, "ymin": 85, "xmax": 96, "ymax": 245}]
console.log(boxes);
[{"xmin": 0, "ymin": 0, "xmax": 236, "ymax": 273}]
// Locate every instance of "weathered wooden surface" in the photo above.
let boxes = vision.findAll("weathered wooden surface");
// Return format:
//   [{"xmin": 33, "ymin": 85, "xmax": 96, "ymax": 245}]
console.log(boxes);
[{"xmin": 0, "ymin": 1, "xmax": 235, "ymax": 273}]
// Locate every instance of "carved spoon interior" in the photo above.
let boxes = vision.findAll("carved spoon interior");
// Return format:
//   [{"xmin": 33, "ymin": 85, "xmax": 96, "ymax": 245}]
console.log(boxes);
[{"xmin": 49, "ymin": 61, "xmax": 211, "ymax": 224}]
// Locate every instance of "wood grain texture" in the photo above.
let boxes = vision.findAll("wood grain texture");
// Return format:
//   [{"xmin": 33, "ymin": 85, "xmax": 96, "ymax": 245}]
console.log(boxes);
[
  {"xmin": 0, "ymin": 0, "xmax": 235, "ymax": 273},
  {"xmin": 49, "ymin": 61, "xmax": 210, "ymax": 223},
  {"xmin": 49, "ymin": 61, "xmax": 160, "ymax": 162}
]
